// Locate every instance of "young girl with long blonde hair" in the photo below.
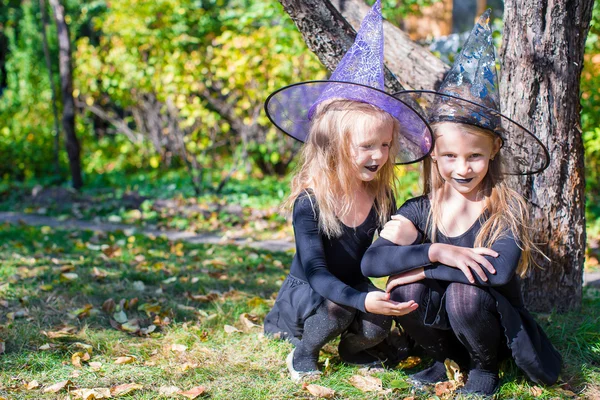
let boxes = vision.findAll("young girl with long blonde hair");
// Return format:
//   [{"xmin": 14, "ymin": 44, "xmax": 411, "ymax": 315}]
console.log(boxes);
[
  {"xmin": 361, "ymin": 10, "xmax": 561, "ymax": 396},
  {"xmin": 262, "ymin": 0, "xmax": 433, "ymax": 382}
]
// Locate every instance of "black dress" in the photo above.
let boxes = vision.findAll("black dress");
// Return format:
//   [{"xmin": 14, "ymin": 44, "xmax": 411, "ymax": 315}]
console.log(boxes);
[
  {"xmin": 361, "ymin": 195, "xmax": 562, "ymax": 385},
  {"xmin": 264, "ymin": 191, "xmax": 382, "ymax": 341}
]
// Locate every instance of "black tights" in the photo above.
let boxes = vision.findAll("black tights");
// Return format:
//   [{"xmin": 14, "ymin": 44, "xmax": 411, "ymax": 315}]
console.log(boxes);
[
  {"xmin": 390, "ymin": 281, "xmax": 503, "ymax": 372},
  {"xmin": 293, "ymin": 299, "xmax": 392, "ymax": 371}
]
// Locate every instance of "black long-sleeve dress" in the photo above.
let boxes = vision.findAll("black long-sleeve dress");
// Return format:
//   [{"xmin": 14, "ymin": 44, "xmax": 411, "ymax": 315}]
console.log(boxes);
[
  {"xmin": 361, "ymin": 195, "xmax": 562, "ymax": 385},
  {"xmin": 264, "ymin": 191, "xmax": 383, "ymax": 341}
]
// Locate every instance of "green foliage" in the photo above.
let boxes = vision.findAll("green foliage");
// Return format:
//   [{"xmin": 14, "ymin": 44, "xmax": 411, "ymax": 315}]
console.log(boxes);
[{"xmin": 582, "ymin": 1, "xmax": 600, "ymax": 218}]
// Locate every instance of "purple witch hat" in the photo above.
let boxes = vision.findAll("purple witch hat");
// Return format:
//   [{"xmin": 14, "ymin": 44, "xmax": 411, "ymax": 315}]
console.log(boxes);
[
  {"xmin": 264, "ymin": 0, "xmax": 433, "ymax": 165},
  {"xmin": 395, "ymin": 9, "xmax": 549, "ymax": 175}
]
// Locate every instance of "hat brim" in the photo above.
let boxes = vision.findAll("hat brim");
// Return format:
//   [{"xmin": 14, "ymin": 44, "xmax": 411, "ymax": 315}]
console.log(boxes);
[
  {"xmin": 393, "ymin": 90, "xmax": 550, "ymax": 175},
  {"xmin": 264, "ymin": 81, "xmax": 434, "ymax": 165}
]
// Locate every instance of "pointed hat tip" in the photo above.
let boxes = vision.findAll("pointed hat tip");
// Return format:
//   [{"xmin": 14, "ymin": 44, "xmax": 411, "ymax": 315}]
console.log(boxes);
[{"xmin": 478, "ymin": 8, "xmax": 492, "ymax": 26}]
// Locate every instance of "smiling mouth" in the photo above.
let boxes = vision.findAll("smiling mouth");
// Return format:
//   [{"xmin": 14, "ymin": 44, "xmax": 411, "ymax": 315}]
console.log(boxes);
[
  {"xmin": 454, "ymin": 178, "xmax": 473, "ymax": 184},
  {"xmin": 365, "ymin": 165, "xmax": 379, "ymax": 172}
]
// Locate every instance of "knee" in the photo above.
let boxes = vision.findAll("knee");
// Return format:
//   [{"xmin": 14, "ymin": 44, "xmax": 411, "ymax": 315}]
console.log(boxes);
[
  {"xmin": 362, "ymin": 315, "xmax": 393, "ymax": 342},
  {"xmin": 389, "ymin": 282, "xmax": 426, "ymax": 303},
  {"xmin": 446, "ymin": 283, "xmax": 495, "ymax": 323},
  {"xmin": 324, "ymin": 300, "xmax": 356, "ymax": 325}
]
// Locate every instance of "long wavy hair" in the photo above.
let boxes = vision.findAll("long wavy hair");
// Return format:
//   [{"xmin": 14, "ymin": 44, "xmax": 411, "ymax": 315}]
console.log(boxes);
[
  {"xmin": 423, "ymin": 122, "xmax": 546, "ymax": 277},
  {"xmin": 285, "ymin": 99, "xmax": 400, "ymax": 238}
]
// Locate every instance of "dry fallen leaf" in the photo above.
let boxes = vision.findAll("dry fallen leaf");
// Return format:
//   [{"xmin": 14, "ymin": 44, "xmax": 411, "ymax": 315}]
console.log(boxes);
[
  {"xmin": 224, "ymin": 325, "xmax": 241, "ymax": 334},
  {"xmin": 178, "ymin": 386, "xmax": 207, "ymax": 399},
  {"xmin": 303, "ymin": 383, "xmax": 335, "ymax": 398},
  {"xmin": 72, "ymin": 351, "xmax": 91, "ymax": 367},
  {"xmin": 114, "ymin": 355, "xmax": 137, "ymax": 365},
  {"xmin": 239, "ymin": 313, "xmax": 260, "ymax": 330},
  {"xmin": 91, "ymin": 267, "xmax": 108, "ymax": 279},
  {"xmin": 102, "ymin": 298, "xmax": 116, "ymax": 313},
  {"xmin": 110, "ymin": 383, "xmax": 143, "ymax": 396},
  {"xmin": 0, "ymin": 341, "xmax": 4, "ymax": 354},
  {"xmin": 530, "ymin": 386, "xmax": 543, "ymax": 397},
  {"xmin": 72, "ymin": 387, "xmax": 111, "ymax": 399},
  {"xmin": 435, "ymin": 380, "xmax": 457, "ymax": 397},
  {"xmin": 171, "ymin": 343, "xmax": 187, "ymax": 352},
  {"xmin": 60, "ymin": 272, "xmax": 79, "ymax": 282},
  {"xmin": 444, "ymin": 358, "xmax": 464, "ymax": 384},
  {"xmin": 43, "ymin": 380, "xmax": 74, "ymax": 393},
  {"xmin": 89, "ymin": 361, "xmax": 103, "ymax": 371},
  {"xmin": 25, "ymin": 380, "xmax": 40, "ymax": 390},
  {"xmin": 42, "ymin": 325, "xmax": 77, "ymax": 339},
  {"xmin": 159, "ymin": 385, "xmax": 181, "ymax": 396},
  {"xmin": 397, "ymin": 356, "xmax": 422, "ymax": 369},
  {"xmin": 349, "ymin": 375, "xmax": 383, "ymax": 392}
]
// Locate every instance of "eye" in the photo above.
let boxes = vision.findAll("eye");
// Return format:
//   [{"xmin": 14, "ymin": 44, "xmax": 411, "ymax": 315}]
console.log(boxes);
[
  {"xmin": 443, "ymin": 154, "xmax": 456, "ymax": 158},
  {"xmin": 382, "ymin": 143, "xmax": 391, "ymax": 148},
  {"xmin": 469, "ymin": 153, "xmax": 483, "ymax": 159},
  {"xmin": 361, "ymin": 144, "xmax": 374, "ymax": 150}
]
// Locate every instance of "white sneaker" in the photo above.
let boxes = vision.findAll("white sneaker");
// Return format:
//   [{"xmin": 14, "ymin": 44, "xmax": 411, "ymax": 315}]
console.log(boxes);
[{"xmin": 286, "ymin": 348, "xmax": 322, "ymax": 383}]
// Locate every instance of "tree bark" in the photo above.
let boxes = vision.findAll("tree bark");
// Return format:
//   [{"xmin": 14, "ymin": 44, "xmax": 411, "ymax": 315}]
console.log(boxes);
[
  {"xmin": 500, "ymin": 0, "xmax": 593, "ymax": 312},
  {"xmin": 49, "ymin": 0, "xmax": 83, "ymax": 189},
  {"xmin": 278, "ymin": 0, "xmax": 404, "ymax": 93},
  {"xmin": 280, "ymin": 0, "xmax": 592, "ymax": 312}
]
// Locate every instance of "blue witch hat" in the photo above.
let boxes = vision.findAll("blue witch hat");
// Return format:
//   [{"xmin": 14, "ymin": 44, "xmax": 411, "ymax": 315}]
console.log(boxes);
[
  {"xmin": 395, "ymin": 9, "xmax": 549, "ymax": 175},
  {"xmin": 264, "ymin": 0, "xmax": 433, "ymax": 165}
]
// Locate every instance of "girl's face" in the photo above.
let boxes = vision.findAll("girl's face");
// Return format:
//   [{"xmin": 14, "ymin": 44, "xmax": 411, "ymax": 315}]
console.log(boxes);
[
  {"xmin": 431, "ymin": 123, "xmax": 501, "ymax": 197},
  {"xmin": 350, "ymin": 118, "xmax": 393, "ymax": 182}
]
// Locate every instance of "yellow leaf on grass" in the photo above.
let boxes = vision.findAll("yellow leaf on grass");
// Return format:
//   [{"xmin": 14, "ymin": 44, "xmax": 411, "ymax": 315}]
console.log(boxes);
[
  {"xmin": 239, "ymin": 313, "xmax": 260, "ymax": 330},
  {"xmin": 114, "ymin": 355, "xmax": 137, "ymax": 364},
  {"xmin": 178, "ymin": 386, "xmax": 207, "ymax": 399},
  {"xmin": 60, "ymin": 272, "xmax": 79, "ymax": 282},
  {"xmin": 72, "ymin": 387, "xmax": 111, "ymax": 399},
  {"xmin": 397, "ymin": 356, "xmax": 421, "ymax": 369},
  {"xmin": 224, "ymin": 325, "xmax": 241, "ymax": 334},
  {"xmin": 349, "ymin": 375, "xmax": 383, "ymax": 392},
  {"xmin": 43, "ymin": 379, "xmax": 74, "ymax": 393},
  {"xmin": 158, "ymin": 385, "xmax": 181, "ymax": 396},
  {"xmin": 110, "ymin": 383, "xmax": 143, "ymax": 396},
  {"xmin": 43, "ymin": 325, "xmax": 77, "ymax": 339},
  {"xmin": 89, "ymin": 361, "xmax": 103, "ymax": 371},
  {"xmin": 444, "ymin": 358, "xmax": 464, "ymax": 383},
  {"xmin": 72, "ymin": 351, "xmax": 91, "ymax": 367},
  {"xmin": 25, "ymin": 380, "xmax": 40, "ymax": 390},
  {"xmin": 171, "ymin": 344, "xmax": 187, "ymax": 352},
  {"xmin": 303, "ymin": 383, "xmax": 335, "ymax": 398}
]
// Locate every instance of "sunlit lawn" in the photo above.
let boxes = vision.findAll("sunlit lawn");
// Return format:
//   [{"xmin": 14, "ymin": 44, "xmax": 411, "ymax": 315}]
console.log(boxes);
[{"xmin": 0, "ymin": 223, "xmax": 598, "ymax": 399}]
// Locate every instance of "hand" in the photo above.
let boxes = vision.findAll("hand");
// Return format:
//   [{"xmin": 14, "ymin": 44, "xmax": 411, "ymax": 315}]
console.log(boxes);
[
  {"xmin": 364, "ymin": 291, "xmax": 419, "ymax": 316},
  {"xmin": 379, "ymin": 215, "xmax": 418, "ymax": 245},
  {"xmin": 386, "ymin": 268, "xmax": 426, "ymax": 293},
  {"xmin": 428, "ymin": 243, "xmax": 498, "ymax": 284}
]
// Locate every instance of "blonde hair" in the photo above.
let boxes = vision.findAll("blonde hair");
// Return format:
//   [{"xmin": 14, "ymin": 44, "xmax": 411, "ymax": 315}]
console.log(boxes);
[
  {"xmin": 424, "ymin": 122, "xmax": 545, "ymax": 277},
  {"xmin": 285, "ymin": 99, "xmax": 399, "ymax": 238}
]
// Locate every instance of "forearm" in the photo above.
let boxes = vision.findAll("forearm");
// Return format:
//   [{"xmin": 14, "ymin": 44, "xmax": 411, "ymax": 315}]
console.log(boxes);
[{"xmin": 361, "ymin": 237, "xmax": 432, "ymax": 277}]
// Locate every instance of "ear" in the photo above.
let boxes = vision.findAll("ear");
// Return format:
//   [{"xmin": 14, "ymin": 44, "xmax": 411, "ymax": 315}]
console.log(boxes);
[{"xmin": 491, "ymin": 137, "xmax": 502, "ymax": 159}]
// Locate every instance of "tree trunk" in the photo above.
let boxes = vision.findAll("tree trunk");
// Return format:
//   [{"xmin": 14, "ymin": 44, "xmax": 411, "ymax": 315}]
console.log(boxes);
[
  {"xmin": 500, "ymin": 0, "xmax": 593, "ymax": 312},
  {"xmin": 39, "ymin": 0, "xmax": 61, "ymax": 178},
  {"xmin": 278, "ymin": 0, "xmax": 403, "ymax": 93},
  {"xmin": 330, "ymin": 0, "xmax": 448, "ymax": 89},
  {"xmin": 49, "ymin": 0, "xmax": 83, "ymax": 189},
  {"xmin": 280, "ymin": 0, "xmax": 592, "ymax": 312}
]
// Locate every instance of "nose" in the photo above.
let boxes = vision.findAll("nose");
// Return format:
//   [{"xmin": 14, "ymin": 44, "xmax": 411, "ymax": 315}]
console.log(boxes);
[
  {"xmin": 456, "ymin": 158, "xmax": 471, "ymax": 175},
  {"xmin": 372, "ymin": 147, "xmax": 384, "ymax": 160}
]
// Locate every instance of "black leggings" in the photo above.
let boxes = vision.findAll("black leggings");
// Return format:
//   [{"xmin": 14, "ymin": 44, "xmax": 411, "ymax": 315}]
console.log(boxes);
[
  {"xmin": 390, "ymin": 281, "xmax": 504, "ymax": 372},
  {"xmin": 293, "ymin": 299, "xmax": 392, "ymax": 369}
]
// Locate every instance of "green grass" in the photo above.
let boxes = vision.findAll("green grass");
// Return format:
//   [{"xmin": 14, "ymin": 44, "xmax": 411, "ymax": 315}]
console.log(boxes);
[{"xmin": 0, "ymin": 223, "xmax": 599, "ymax": 399}]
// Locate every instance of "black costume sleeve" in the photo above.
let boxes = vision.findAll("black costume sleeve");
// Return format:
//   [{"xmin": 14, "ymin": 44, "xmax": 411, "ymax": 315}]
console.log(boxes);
[
  {"xmin": 293, "ymin": 195, "xmax": 368, "ymax": 312},
  {"xmin": 361, "ymin": 197, "xmax": 432, "ymax": 278},
  {"xmin": 424, "ymin": 232, "xmax": 522, "ymax": 287}
]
